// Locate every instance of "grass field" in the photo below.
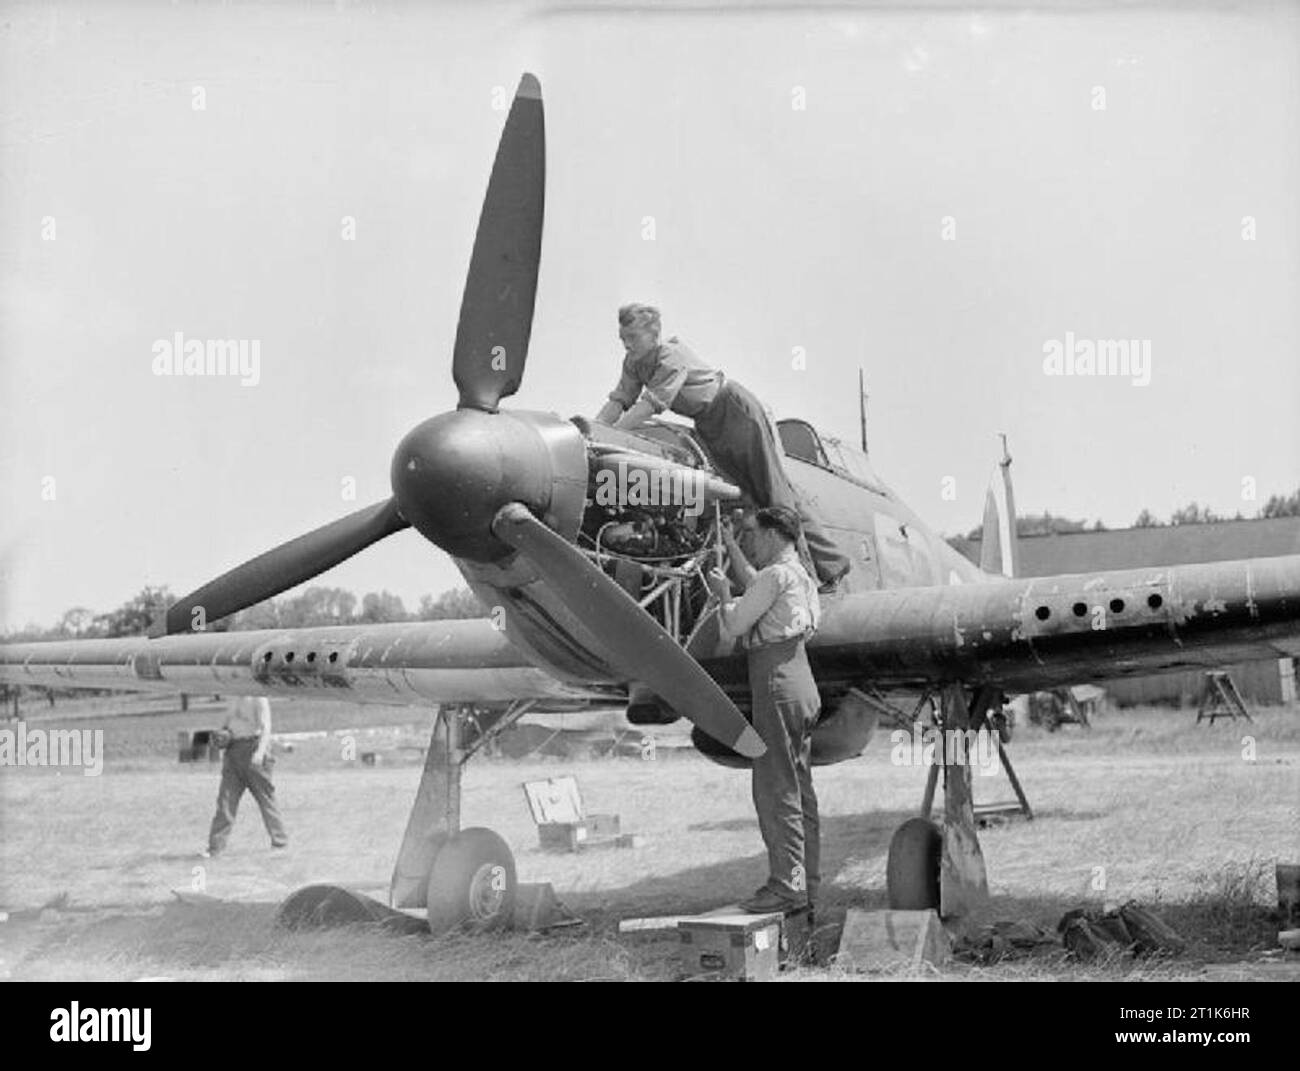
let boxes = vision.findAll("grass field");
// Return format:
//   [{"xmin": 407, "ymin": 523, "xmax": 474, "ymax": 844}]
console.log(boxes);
[{"xmin": 1, "ymin": 697, "xmax": 1297, "ymax": 981}]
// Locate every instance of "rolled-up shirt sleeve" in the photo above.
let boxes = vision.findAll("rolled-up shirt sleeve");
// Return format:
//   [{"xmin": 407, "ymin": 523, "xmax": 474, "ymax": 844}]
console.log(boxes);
[
  {"xmin": 718, "ymin": 569, "xmax": 780, "ymax": 641},
  {"xmin": 607, "ymin": 355, "xmax": 643, "ymax": 409}
]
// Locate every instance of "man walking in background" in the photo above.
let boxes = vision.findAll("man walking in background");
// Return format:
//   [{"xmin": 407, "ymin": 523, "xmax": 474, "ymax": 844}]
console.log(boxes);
[{"xmin": 202, "ymin": 694, "xmax": 288, "ymax": 856}]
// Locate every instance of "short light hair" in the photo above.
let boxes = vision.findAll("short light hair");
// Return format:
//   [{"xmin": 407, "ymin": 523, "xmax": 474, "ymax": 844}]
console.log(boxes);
[{"xmin": 618, "ymin": 303, "xmax": 661, "ymax": 335}]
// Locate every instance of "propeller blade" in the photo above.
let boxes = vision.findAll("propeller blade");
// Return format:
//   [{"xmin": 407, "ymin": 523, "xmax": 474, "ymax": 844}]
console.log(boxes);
[
  {"xmin": 453, "ymin": 72, "xmax": 545, "ymax": 412},
  {"xmin": 492, "ymin": 502, "xmax": 765, "ymax": 759},
  {"xmin": 162, "ymin": 498, "xmax": 409, "ymax": 635}
]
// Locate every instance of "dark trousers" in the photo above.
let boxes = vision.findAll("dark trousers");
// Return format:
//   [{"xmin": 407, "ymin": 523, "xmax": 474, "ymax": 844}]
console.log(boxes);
[
  {"xmin": 208, "ymin": 738, "xmax": 287, "ymax": 850},
  {"xmin": 748, "ymin": 638, "xmax": 821, "ymax": 903},
  {"xmin": 695, "ymin": 380, "xmax": 851, "ymax": 585}
]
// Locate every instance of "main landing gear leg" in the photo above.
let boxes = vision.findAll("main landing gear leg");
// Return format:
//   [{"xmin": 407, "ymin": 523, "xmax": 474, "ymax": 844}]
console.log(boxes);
[
  {"xmin": 277, "ymin": 702, "xmax": 524, "ymax": 934},
  {"xmin": 936, "ymin": 683, "xmax": 992, "ymax": 923},
  {"xmin": 390, "ymin": 703, "xmax": 518, "ymax": 933},
  {"xmin": 885, "ymin": 683, "xmax": 992, "ymax": 924}
]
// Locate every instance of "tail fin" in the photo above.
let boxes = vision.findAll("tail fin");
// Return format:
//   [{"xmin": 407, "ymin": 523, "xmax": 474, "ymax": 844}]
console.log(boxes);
[{"xmin": 979, "ymin": 434, "xmax": 1019, "ymax": 578}]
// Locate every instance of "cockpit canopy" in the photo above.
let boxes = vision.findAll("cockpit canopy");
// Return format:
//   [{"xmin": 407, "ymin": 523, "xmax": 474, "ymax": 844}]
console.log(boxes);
[{"xmin": 776, "ymin": 418, "xmax": 890, "ymax": 496}]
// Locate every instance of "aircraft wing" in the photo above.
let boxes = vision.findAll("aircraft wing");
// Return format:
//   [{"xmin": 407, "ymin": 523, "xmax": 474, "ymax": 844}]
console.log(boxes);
[
  {"xmin": 799, "ymin": 553, "xmax": 1300, "ymax": 694},
  {"xmin": 0, "ymin": 619, "xmax": 615, "ymax": 707},
  {"xmin": 6, "ymin": 554, "xmax": 1299, "ymax": 708}
]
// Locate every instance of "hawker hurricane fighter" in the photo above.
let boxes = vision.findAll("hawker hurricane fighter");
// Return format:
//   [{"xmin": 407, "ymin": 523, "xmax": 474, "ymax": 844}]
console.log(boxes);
[{"xmin": 6, "ymin": 75, "xmax": 1299, "ymax": 932}]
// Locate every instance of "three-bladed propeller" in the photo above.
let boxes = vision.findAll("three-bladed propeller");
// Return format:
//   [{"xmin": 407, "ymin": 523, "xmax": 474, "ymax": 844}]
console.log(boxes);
[{"xmin": 160, "ymin": 74, "xmax": 764, "ymax": 759}]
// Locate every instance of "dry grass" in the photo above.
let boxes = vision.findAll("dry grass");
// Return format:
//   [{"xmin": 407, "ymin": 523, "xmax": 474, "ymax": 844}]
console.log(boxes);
[{"xmin": 1, "ymin": 701, "xmax": 1297, "ymax": 981}]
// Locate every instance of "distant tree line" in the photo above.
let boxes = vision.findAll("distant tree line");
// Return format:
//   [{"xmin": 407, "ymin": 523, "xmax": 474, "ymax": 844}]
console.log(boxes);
[
  {"xmin": 963, "ymin": 511, "xmax": 1107, "ymax": 541},
  {"xmin": 1134, "ymin": 487, "xmax": 1300, "ymax": 527},
  {"xmin": 959, "ymin": 486, "xmax": 1300, "ymax": 542},
  {"xmin": 1, "ymin": 584, "xmax": 490, "ymax": 642}
]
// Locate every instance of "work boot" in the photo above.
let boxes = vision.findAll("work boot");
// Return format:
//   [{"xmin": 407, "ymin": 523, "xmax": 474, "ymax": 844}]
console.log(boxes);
[{"xmin": 739, "ymin": 885, "xmax": 807, "ymax": 915}]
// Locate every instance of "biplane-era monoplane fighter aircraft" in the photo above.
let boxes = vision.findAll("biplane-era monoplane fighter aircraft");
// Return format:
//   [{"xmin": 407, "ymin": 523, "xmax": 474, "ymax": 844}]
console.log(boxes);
[{"xmin": 5, "ymin": 74, "xmax": 1300, "ymax": 933}]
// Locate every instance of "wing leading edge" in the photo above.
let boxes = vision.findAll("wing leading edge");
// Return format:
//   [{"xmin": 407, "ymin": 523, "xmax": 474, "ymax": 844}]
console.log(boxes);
[{"xmin": 0, "ymin": 619, "xmax": 612, "ymax": 707}]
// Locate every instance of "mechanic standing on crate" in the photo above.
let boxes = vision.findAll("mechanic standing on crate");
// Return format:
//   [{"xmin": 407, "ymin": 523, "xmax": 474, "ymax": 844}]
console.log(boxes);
[
  {"xmin": 202, "ymin": 695, "xmax": 288, "ymax": 857},
  {"xmin": 705, "ymin": 505, "xmax": 822, "ymax": 915}
]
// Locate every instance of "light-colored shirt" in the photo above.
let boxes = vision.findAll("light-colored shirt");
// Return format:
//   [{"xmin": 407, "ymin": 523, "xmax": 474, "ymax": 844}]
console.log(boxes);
[
  {"xmin": 224, "ymin": 696, "xmax": 271, "ymax": 740},
  {"xmin": 718, "ymin": 546, "xmax": 821, "ymax": 649},
  {"xmin": 607, "ymin": 337, "xmax": 724, "ymax": 419}
]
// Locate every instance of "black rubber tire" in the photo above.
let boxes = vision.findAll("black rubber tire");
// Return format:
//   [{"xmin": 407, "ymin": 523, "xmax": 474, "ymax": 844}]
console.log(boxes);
[
  {"xmin": 426, "ymin": 827, "xmax": 517, "ymax": 934},
  {"xmin": 886, "ymin": 817, "xmax": 942, "ymax": 910}
]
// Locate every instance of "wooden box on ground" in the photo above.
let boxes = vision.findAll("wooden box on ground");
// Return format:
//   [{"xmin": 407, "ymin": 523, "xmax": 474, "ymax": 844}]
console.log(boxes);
[
  {"xmin": 678, "ymin": 912, "xmax": 783, "ymax": 982},
  {"xmin": 536, "ymin": 814, "xmax": 623, "ymax": 852},
  {"xmin": 836, "ymin": 909, "xmax": 950, "ymax": 973},
  {"xmin": 523, "ymin": 775, "xmax": 628, "ymax": 853}
]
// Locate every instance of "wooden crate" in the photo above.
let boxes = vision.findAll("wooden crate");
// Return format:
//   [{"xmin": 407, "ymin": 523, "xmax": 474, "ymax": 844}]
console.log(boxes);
[
  {"xmin": 536, "ymin": 813, "xmax": 622, "ymax": 852},
  {"xmin": 678, "ymin": 912, "xmax": 783, "ymax": 982},
  {"xmin": 524, "ymin": 776, "xmax": 628, "ymax": 853}
]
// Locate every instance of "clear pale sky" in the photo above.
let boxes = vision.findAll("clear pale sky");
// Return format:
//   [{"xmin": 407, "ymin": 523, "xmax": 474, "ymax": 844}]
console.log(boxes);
[{"xmin": 2, "ymin": 1, "xmax": 1298, "ymax": 631}]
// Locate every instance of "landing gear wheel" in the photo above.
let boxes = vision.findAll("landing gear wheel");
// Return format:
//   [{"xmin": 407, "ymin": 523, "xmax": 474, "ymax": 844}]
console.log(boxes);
[
  {"xmin": 426, "ymin": 827, "xmax": 516, "ymax": 934},
  {"xmin": 886, "ymin": 817, "xmax": 942, "ymax": 911}
]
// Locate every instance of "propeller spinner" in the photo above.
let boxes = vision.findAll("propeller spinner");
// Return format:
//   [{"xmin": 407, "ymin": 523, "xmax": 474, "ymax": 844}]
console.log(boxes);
[{"xmin": 161, "ymin": 74, "xmax": 764, "ymax": 759}]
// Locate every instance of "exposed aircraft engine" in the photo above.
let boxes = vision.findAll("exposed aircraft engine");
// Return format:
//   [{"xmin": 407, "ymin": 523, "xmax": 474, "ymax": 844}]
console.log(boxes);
[
  {"xmin": 587, "ymin": 509, "xmax": 709, "ymax": 561},
  {"xmin": 577, "ymin": 417, "xmax": 740, "ymax": 567},
  {"xmin": 578, "ymin": 464, "xmax": 719, "ymax": 643},
  {"xmin": 563, "ymin": 420, "xmax": 743, "ymax": 663}
]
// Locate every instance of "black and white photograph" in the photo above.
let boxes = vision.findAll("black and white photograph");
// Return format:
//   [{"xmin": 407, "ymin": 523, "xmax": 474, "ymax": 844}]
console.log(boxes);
[{"xmin": 1, "ymin": 0, "xmax": 1298, "ymax": 1022}]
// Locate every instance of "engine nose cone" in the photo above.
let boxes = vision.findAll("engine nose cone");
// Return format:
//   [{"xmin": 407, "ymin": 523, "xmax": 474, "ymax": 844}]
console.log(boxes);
[{"xmin": 391, "ymin": 409, "xmax": 551, "ymax": 562}]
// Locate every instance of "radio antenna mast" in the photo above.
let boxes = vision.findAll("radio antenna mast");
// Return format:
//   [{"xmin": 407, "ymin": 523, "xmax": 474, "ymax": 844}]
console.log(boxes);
[{"xmin": 858, "ymin": 368, "xmax": 869, "ymax": 454}]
